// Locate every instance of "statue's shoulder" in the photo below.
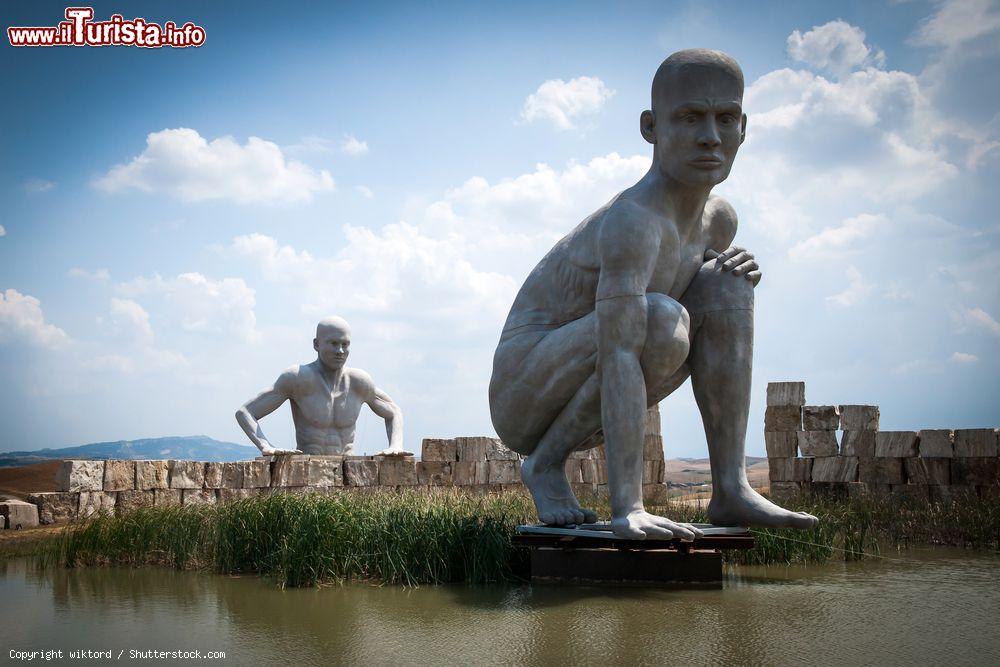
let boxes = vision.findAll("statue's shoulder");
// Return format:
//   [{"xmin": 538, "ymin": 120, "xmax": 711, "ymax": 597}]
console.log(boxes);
[
  {"xmin": 345, "ymin": 367, "xmax": 375, "ymax": 392},
  {"xmin": 276, "ymin": 364, "xmax": 309, "ymax": 390},
  {"xmin": 704, "ymin": 195, "xmax": 738, "ymax": 249},
  {"xmin": 596, "ymin": 196, "xmax": 662, "ymax": 256}
]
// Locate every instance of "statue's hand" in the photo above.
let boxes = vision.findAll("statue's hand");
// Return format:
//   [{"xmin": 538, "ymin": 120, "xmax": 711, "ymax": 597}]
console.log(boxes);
[
  {"xmin": 375, "ymin": 448, "xmax": 413, "ymax": 457},
  {"xmin": 706, "ymin": 247, "xmax": 761, "ymax": 286},
  {"xmin": 260, "ymin": 443, "xmax": 299, "ymax": 456}
]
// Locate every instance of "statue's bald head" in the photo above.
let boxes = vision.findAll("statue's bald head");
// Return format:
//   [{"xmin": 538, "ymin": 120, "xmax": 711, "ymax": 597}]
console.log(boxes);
[
  {"xmin": 651, "ymin": 49, "xmax": 744, "ymax": 110},
  {"xmin": 316, "ymin": 316, "xmax": 351, "ymax": 339},
  {"xmin": 314, "ymin": 316, "xmax": 351, "ymax": 369}
]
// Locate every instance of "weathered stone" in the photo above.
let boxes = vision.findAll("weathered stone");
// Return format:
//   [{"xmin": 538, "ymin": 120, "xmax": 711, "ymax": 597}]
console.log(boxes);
[
  {"xmin": 904, "ymin": 458, "xmax": 950, "ymax": 486},
  {"xmin": 565, "ymin": 459, "xmax": 584, "ymax": 484},
  {"xmin": 486, "ymin": 439, "xmax": 520, "ymax": 461},
  {"xmin": 0, "ymin": 500, "xmax": 40, "ymax": 529},
  {"xmin": 593, "ymin": 460, "xmax": 608, "ymax": 485},
  {"xmin": 79, "ymin": 491, "xmax": 116, "ymax": 517},
  {"xmin": 421, "ymin": 438, "xmax": 458, "ymax": 462},
  {"xmin": 645, "ymin": 405, "xmax": 662, "ymax": 435},
  {"xmin": 416, "ymin": 461, "xmax": 452, "ymax": 486},
  {"xmin": 203, "ymin": 462, "xmax": 224, "ymax": 489},
  {"xmin": 271, "ymin": 456, "xmax": 310, "ymax": 487},
  {"xmin": 950, "ymin": 457, "xmax": 999, "ymax": 486},
  {"xmin": 768, "ymin": 481, "xmax": 801, "ymax": 500},
  {"xmin": 218, "ymin": 487, "xmax": 257, "ymax": 503},
  {"xmin": 642, "ymin": 483, "xmax": 668, "ymax": 504},
  {"xmin": 768, "ymin": 457, "xmax": 789, "ymax": 482},
  {"xmin": 797, "ymin": 431, "xmax": 838, "ymax": 457},
  {"xmin": 488, "ymin": 460, "xmax": 521, "ymax": 484},
  {"xmin": 841, "ymin": 430, "xmax": 876, "ymax": 458},
  {"xmin": 643, "ymin": 434, "xmax": 664, "ymax": 461},
  {"xmin": 859, "ymin": 458, "xmax": 904, "ymax": 486},
  {"xmin": 642, "ymin": 460, "xmax": 663, "ymax": 484},
  {"xmin": 811, "ymin": 457, "xmax": 858, "ymax": 483},
  {"xmin": 307, "ymin": 458, "xmax": 343, "ymax": 487},
  {"xmin": 455, "ymin": 436, "xmax": 492, "ymax": 462},
  {"xmin": 28, "ymin": 492, "xmax": 78, "ymax": 524},
  {"xmin": 135, "ymin": 460, "xmax": 169, "ymax": 490},
  {"xmin": 344, "ymin": 460, "xmax": 379, "ymax": 486},
  {"xmin": 169, "ymin": 460, "xmax": 205, "ymax": 489},
  {"xmin": 116, "ymin": 490, "xmax": 154, "ymax": 513},
  {"xmin": 220, "ymin": 462, "xmax": 243, "ymax": 488},
  {"xmin": 103, "ymin": 460, "xmax": 136, "ymax": 492},
  {"xmin": 56, "ymin": 460, "xmax": 105, "ymax": 492},
  {"xmin": 241, "ymin": 460, "xmax": 270, "ymax": 488},
  {"xmin": 765, "ymin": 432, "xmax": 797, "ymax": 458},
  {"xmin": 580, "ymin": 459, "xmax": 599, "ymax": 484},
  {"xmin": 767, "ymin": 381, "xmax": 805, "ymax": 407},
  {"xmin": 765, "ymin": 406, "xmax": 802, "ymax": 432},
  {"xmin": 182, "ymin": 489, "xmax": 217, "ymax": 505},
  {"xmin": 875, "ymin": 431, "xmax": 918, "ymax": 458},
  {"xmin": 379, "ymin": 458, "xmax": 417, "ymax": 485},
  {"xmin": 802, "ymin": 405, "xmax": 839, "ymax": 431},
  {"xmin": 918, "ymin": 430, "xmax": 953, "ymax": 458},
  {"xmin": 569, "ymin": 448, "xmax": 594, "ymax": 460},
  {"xmin": 154, "ymin": 489, "xmax": 182, "ymax": 506},
  {"xmin": 953, "ymin": 429, "xmax": 998, "ymax": 457},
  {"xmin": 788, "ymin": 458, "xmax": 812, "ymax": 482},
  {"xmin": 453, "ymin": 461, "xmax": 489, "ymax": 485},
  {"xmin": 838, "ymin": 405, "xmax": 879, "ymax": 431}
]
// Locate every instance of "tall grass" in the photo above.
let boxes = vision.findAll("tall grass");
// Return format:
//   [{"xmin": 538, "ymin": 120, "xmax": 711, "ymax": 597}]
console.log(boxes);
[{"xmin": 42, "ymin": 487, "xmax": 1000, "ymax": 586}]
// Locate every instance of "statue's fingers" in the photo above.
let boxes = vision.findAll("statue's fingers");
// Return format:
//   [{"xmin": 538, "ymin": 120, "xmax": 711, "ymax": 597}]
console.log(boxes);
[
  {"xmin": 732, "ymin": 259, "xmax": 759, "ymax": 276},
  {"xmin": 746, "ymin": 270, "xmax": 762, "ymax": 286},
  {"xmin": 716, "ymin": 246, "xmax": 744, "ymax": 264},
  {"xmin": 723, "ymin": 251, "xmax": 753, "ymax": 271},
  {"xmin": 704, "ymin": 249, "xmax": 720, "ymax": 260},
  {"xmin": 642, "ymin": 524, "xmax": 674, "ymax": 540}
]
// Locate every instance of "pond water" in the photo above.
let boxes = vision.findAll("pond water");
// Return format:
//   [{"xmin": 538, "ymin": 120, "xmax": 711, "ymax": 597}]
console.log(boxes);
[{"xmin": 2, "ymin": 548, "xmax": 999, "ymax": 665}]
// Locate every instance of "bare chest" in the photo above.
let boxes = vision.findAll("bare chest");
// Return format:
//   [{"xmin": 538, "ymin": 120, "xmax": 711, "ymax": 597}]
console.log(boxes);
[
  {"xmin": 647, "ymin": 224, "xmax": 708, "ymax": 299},
  {"xmin": 290, "ymin": 375, "xmax": 363, "ymax": 429}
]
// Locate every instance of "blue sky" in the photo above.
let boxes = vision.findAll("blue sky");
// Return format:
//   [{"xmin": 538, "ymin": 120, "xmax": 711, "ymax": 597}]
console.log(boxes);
[{"xmin": 1, "ymin": 0, "xmax": 997, "ymax": 457}]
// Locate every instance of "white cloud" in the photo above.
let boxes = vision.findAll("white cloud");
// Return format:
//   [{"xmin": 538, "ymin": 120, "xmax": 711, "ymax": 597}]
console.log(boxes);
[
  {"xmin": 118, "ymin": 272, "xmax": 258, "ymax": 340},
  {"xmin": 95, "ymin": 128, "xmax": 335, "ymax": 204},
  {"xmin": 520, "ymin": 76, "xmax": 615, "ymax": 130},
  {"xmin": 23, "ymin": 178, "xmax": 54, "ymax": 194},
  {"xmin": 341, "ymin": 135, "xmax": 369, "ymax": 156},
  {"xmin": 957, "ymin": 306, "xmax": 1000, "ymax": 336},
  {"xmin": 356, "ymin": 185, "xmax": 374, "ymax": 199},
  {"xmin": 913, "ymin": 0, "xmax": 1000, "ymax": 49},
  {"xmin": 950, "ymin": 351, "xmax": 979, "ymax": 363},
  {"xmin": 0, "ymin": 289, "xmax": 70, "ymax": 348},
  {"xmin": 0, "ymin": 225, "xmax": 5, "ymax": 237},
  {"xmin": 789, "ymin": 213, "xmax": 887, "ymax": 259},
  {"xmin": 68, "ymin": 267, "xmax": 110, "ymax": 282},
  {"xmin": 109, "ymin": 298, "xmax": 153, "ymax": 343},
  {"xmin": 787, "ymin": 20, "xmax": 884, "ymax": 76},
  {"xmin": 826, "ymin": 266, "xmax": 872, "ymax": 307}
]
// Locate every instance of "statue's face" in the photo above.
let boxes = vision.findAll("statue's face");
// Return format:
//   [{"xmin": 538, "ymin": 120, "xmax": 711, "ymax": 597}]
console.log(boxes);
[
  {"xmin": 314, "ymin": 325, "xmax": 350, "ymax": 369},
  {"xmin": 647, "ymin": 66, "xmax": 745, "ymax": 187}
]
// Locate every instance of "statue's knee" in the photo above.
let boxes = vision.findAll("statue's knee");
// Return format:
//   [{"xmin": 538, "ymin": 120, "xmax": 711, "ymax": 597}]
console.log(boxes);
[
  {"xmin": 682, "ymin": 260, "xmax": 755, "ymax": 314},
  {"xmin": 643, "ymin": 294, "xmax": 690, "ymax": 373}
]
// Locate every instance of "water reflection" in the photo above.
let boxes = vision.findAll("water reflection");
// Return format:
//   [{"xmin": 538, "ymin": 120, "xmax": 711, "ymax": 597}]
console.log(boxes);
[{"xmin": 2, "ymin": 549, "xmax": 999, "ymax": 665}]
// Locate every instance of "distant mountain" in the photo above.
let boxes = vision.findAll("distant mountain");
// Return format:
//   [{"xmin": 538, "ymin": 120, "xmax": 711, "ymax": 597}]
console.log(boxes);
[
  {"xmin": 675, "ymin": 456, "xmax": 768, "ymax": 465},
  {"xmin": 0, "ymin": 436, "xmax": 258, "ymax": 467}
]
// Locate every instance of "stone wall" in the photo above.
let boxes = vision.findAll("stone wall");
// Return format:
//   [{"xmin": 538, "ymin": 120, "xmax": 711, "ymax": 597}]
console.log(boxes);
[
  {"xmin": 766, "ymin": 381, "xmax": 999, "ymax": 500},
  {"xmin": 19, "ymin": 406, "xmax": 667, "ymax": 525}
]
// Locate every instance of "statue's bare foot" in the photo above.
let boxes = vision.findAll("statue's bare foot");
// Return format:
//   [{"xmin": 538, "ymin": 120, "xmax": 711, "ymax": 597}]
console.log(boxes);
[
  {"xmin": 521, "ymin": 455, "xmax": 598, "ymax": 526},
  {"xmin": 708, "ymin": 482, "xmax": 818, "ymax": 529},
  {"xmin": 611, "ymin": 510, "xmax": 704, "ymax": 541}
]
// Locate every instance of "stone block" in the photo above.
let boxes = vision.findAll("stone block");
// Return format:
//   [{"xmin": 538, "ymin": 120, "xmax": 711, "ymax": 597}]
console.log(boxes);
[
  {"xmin": 810, "ymin": 482, "xmax": 849, "ymax": 497},
  {"xmin": 182, "ymin": 489, "xmax": 218, "ymax": 505},
  {"xmin": 953, "ymin": 429, "xmax": 998, "ymax": 457},
  {"xmin": 565, "ymin": 459, "xmax": 584, "ymax": 484},
  {"xmin": 379, "ymin": 458, "xmax": 418, "ymax": 485},
  {"xmin": 642, "ymin": 483, "xmax": 668, "ymax": 504},
  {"xmin": 456, "ymin": 436, "xmax": 492, "ymax": 462},
  {"xmin": 486, "ymin": 439, "xmax": 520, "ymax": 461},
  {"xmin": 642, "ymin": 460, "xmax": 663, "ymax": 484},
  {"xmin": 768, "ymin": 481, "xmax": 801, "ymax": 500},
  {"xmin": 79, "ymin": 491, "xmax": 116, "ymax": 517},
  {"xmin": 593, "ymin": 460, "xmax": 608, "ymax": 485},
  {"xmin": 488, "ymin": 460, "xmax": 521, "ymax": 484},
  {"xmin": 765, "ymin": 432, "xmax": 797, "ymax": 458},
  {"xmin": 220, "ymin": 461, "xmax": 244, "ymax": 488},
  {"xmin": 28, "ymin": 492, "xmax": 78, "ymax": 524},
  {"xmin": 421, "ymin": 438, "xmax": 458, "ymax": 462},
  {"xmin": 645, "ymin": 405, "xmax": 662, "ymax": 436},
  {"xmin": 767, "ymin": 381, "xmax": 805, "ymax": 407},
  {"xmin": 169, "ymin": 460, "xmax": 205, "ymax": 489},
  {"xmin": 569, "ymin": 448, "xmax": 594, "ymax": 460},
  {"xmin": 218, "ymin": 488, "xmax": 257, "ymax": 503},
  {"xmin": 135, "ymin": 460, "xmax": 169, "ymax": 490},
  {"xmin": 203, "ymin": 463, "xmax": 224, "ymax": 489},
  {"xmin": 904, "ymin": 458, "xmax": 950, "ymax": 486},
  {"xmin": 859, "ymin": 458, "xmax": 904, "ymax": 486},
  {"xmin": 643, "ymin": 434, "xmax": 664, "ymax": 461},
  {"xmin": 802, "ymin": 405, "xmax": 839, "ymax": 431},
  {"xmin": 116, "ymin": 490, "xmax": 154, "ymax": 513},
  {"xmin": 811, "ymin": 457, "xmax": 858, "ymax": 483},
  {"xmin": 768, "ymin": 457, "xmax": 791, "ymax": 482},
  {"xmin": 271, "ymin": 456, "xmax": 311, "ymax": 487},
  {"xmin": 417, "ymin": 461, "xmax": 452, "ymax": 486},
  {"xmin": 580, "ymin": 459, "xmax": 599, "ymax": 485},
  {"xmin": 0, "ymin": 500, "xmax": 40, "ymax": 529},
  {"xmin": 453, "ymin": 461, "xmax": 488, "ymax": 485},
  {"xmin": 797, "ymin": 431, "xmax": 838, "ymax": 457},
  {"xmin": 241, "ymin": 460, "xmax": 270, "ymax": 488},
  {"xmin": 875, "ymin": 432, "xmax": 918, "ymax": 458},
  {"xmin": 950, "ymin": 457, "xmax": 999, "ymax": 486},
  {"xmin": 917, "ymin": 430, "xmax": 953, "ymax": 458},
  {"xmin": 56, "ymin": 460, "xmax": 105, "ymax": 492},
  {"xmin": 154, "ymin": 489, "xmax": 182, "ymax": 506},
  {"xmin": 344, "ymin": 460, "xmax": 379, "ymax": 486},
  {"xmin": 103, "ymin": 460, "xmax": 136, "ymax": 492},
  {"xmin": 788, "ymin": 458, "xmax": 813, "ymax": 482},
  {"xmin": 841, "ymin": 431, "xmax": 876, "ymax": 458},
  {"xmin": 765, "ymin": 406, "xmax": 802, "ymax": 432},
  {"xmin": 838, "ymin": 405, "xmax": 879, "ymax": 431},
  {"xmin": 307, "ymin": 458, "xmax": 343, "ymax": 487}
]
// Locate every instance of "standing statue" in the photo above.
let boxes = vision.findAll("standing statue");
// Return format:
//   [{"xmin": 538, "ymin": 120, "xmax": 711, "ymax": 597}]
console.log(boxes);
[
  {"xmin": 489, "ymin": 49, "xmax": 818, "ymax": 539},
  {"xmin": 236, "ymin": 316, "xmax": 407, "ymax": 456}
]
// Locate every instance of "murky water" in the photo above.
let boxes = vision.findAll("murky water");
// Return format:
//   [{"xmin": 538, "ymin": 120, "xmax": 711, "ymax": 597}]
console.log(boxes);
[{"xmin": 2, "ymin": 549, "xmax": 999, "ymax": 665}]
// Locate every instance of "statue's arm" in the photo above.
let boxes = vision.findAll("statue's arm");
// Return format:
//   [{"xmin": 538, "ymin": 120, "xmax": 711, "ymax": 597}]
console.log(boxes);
[
  {"xmin": 235, "ymin": 369, "xmax": 297, "ymax": 455},
  {"xmin": 595, "ymin": 205, "xmax": 661, "ymax": 519},
  {"xmin": 703, "ymin": 196, "xmax": 761, "ymax": 285},
  {"xmin": 368, "ymin": 384, "xmax": 407, "ymax": 455}
]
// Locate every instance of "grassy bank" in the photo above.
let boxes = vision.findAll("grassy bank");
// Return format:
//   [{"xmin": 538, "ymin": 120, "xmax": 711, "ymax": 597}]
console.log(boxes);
[{"xmin": 38, "ymin": 487, "xmax": 1000, "ymax": 587}]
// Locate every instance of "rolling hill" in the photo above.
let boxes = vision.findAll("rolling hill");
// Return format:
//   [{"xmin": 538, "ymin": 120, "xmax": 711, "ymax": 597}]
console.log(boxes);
[{"xmin": 0, "ymin": 435, "xmax": 258, "ymax": 468}]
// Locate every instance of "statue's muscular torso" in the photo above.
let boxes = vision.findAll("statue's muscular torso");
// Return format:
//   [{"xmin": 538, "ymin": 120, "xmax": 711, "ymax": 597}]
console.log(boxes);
[
  {"xmin": 500, "ymin": 192, "xmax": 737, "ymax": 338},
  {"xmin": 282, "ymin": 363, "xmax": 374, "ymax": 454}
]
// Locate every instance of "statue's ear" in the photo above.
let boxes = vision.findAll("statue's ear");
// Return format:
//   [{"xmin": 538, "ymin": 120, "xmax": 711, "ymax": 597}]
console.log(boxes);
[
  {"xmin": 740, "ymin": 113, "xmax": 748, "ymax": 145},
  {"xmin": 640, "ymin": 110, "xmax": 656, "ymax": 144},
  {"xmin": 313, "ymin": 338, "xmax": 319, "ymax": 352}
]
